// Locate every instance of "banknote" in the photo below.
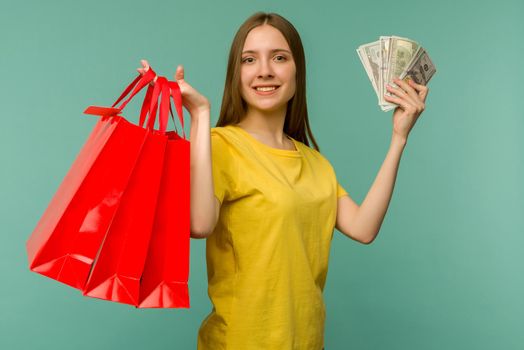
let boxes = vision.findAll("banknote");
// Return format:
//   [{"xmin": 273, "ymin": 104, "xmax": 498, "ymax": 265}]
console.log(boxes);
[
  {"xmin": 356, "ymin": 40, "xmax": 381, "ymax": 101},
  {"xmin": 356, "ymin": 47, "xmax": 375, "ymax": 94},
  {"xmin": 379, "ymin": 36, "xmax": 393, "ymax": 109},
  {"xmin": 399, "ymin": 48, "xmax": 436, "ymax": 85},
  {"xmin": 357, "ymin": 36, "xmax": 436, "ymax": 112},
  {"xmin": 383, "ymin": 36, "xmax": 419, "ymax": 106}
]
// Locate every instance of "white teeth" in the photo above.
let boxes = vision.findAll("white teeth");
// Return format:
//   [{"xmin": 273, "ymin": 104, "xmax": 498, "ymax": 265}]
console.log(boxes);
[{"xmin": 255, "ymin": 86, "xmax": 277, "ymax": 92}]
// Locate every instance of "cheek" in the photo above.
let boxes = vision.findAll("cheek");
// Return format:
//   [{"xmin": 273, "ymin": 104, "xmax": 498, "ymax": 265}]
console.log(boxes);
[
  {"xmin": 281, "ymin": 65, "xmax": 296, "ymax": 85},
  {"xmin": 286, "ymin": 69, "xmax": 297, "ymax": 94},
  {"xmin": 240, "ymin": 69, "xmax": 254, "ymax": 93},
  {"xmin": 239, "ymin": 70, "xmax": 249, "ymax": 95},
  {"xmin": 287, "ymin": 81, "xmax": 296, "ymax": 98},
  {"xmin": 240, "ymin": 65, "xmax": 254, "ymax": 82}
]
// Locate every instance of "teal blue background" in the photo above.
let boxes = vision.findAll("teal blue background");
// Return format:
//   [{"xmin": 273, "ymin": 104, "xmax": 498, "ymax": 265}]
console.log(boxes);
[{"xmin": 2, "ymin": 0, "xmax": 523, "ymax": 349}]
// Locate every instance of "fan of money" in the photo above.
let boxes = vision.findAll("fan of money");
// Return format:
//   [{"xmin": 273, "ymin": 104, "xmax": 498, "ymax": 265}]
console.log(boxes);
[{"xmin": 357, "ymin": 36, "xmax": 436, "ymax": 112}]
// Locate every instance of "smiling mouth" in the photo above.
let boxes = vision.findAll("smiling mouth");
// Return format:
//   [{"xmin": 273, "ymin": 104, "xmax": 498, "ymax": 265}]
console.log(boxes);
[{"xmin": 253, "ymin": 86, "xmax": 280, "ymax": 92}]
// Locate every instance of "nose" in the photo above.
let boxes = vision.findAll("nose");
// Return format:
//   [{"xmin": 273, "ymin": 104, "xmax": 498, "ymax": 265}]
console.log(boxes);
[{"xmin": 257, "ymin": 58, "xmax": 274, "ymax": 79}]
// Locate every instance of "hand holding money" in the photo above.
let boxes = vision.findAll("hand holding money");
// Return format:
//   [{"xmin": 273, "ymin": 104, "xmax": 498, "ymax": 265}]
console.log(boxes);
[
  {"xmin": 357, "ymin": 36, "xmax": 434, "ymax": 141},
  {"xmin": 357, "ymin": 36, "xmax": 436, "ymax": 112},
  {"xmin": 386, "ymin": 77, "xmax": 428, "ymax": 141}
]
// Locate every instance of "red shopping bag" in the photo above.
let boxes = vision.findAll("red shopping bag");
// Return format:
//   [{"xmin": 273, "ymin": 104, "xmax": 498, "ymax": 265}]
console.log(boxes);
[
  {"xmin": 138, "ymin": 80, "xmax": 190, "ymax": 308},
  {"xmin": 26, "ymin": 68, "xmax": 161, "ymax": 291},
  {"xmin": 81, "ymin": 76, "xmax": 178, "ymax": 306},
  {"xmin": 82, "ymin": 76, "xmax": 191, "ymax": 307}
]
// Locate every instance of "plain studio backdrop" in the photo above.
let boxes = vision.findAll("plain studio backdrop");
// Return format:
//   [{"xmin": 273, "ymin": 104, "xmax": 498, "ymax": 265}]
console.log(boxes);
[{"xmin": 1, "ymin": 0, "xmax": 523, "ymax": 349}]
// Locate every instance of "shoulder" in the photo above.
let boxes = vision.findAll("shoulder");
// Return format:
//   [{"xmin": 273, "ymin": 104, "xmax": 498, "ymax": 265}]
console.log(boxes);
[
  {"xmin": 211, "ymin": 126, "xmax": 250, "ymax": 156},
  {"xmin": 210, "ymin": 126, "xmax": 228, "ymax": 136},
  {"xmin": 210, "ymin": 126, "xmax": 235, "ymax": 150},
  {"xmin": 294, "ymin": 138, "xmax": 334, "ymax": 170},
  {"xmin": 210, "ymin": 126, "xmax": 240, "ymax": 144},
  {"xmin": 210, "ymin": 126, "xmax": 239, "ymax": 166},
  {"xmin": 211, "ymin": 126, "xmax": 229, "ymax": 140}
]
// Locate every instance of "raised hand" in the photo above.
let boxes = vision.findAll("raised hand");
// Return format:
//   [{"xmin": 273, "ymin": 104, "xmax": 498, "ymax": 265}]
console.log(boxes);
[
  {"xmin": 173, "ymin": 64, "xmax": 211, "ymax": 116},
  {"xmin": 136, "ymin": 59, "xmax": 210, "ymax": 117},
  {"xmin": 384, "ymin": 78, "xmax": 429, "ymax": 141}
]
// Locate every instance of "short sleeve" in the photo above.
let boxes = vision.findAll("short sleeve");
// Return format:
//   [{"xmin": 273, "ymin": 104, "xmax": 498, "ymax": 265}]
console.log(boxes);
[
  {"xmin": 337, "ymin": 181, "xmax": 348, "ymax": 198},
  {"xmin": 211, "ymin": 132, "xmax": 235, "ymax": 205}
]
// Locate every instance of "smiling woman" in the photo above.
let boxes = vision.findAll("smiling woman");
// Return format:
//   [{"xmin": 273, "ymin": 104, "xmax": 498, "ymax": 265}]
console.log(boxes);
[
  {"xmin": 191, "ymin": 12, "xmax": 351, "ymax": 350},
  {"xmin": 137, "ymin": 10, "xmax": 361, "ymax": 350}
]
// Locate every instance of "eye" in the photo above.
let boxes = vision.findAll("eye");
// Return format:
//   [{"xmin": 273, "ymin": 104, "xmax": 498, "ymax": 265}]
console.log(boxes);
[
  {"xmin": 242, "ymin": 57, "xmax": 254, "ymax": 63},
  {"xmin": 274, "ymin": 55, "xmax": 287, "ymax": 61}
]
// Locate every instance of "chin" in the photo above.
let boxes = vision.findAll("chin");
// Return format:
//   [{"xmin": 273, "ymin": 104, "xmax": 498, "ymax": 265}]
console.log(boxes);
[
  {"xmin": 241, "ymin": 88, "xmax": 293, "ymax": 113},
  {"xmin": 251, "ymin": 102, "xmax": 288, "ymax": 113}
]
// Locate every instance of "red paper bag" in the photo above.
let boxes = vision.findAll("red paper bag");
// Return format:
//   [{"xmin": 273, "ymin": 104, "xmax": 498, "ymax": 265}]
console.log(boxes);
[
  {"xmin": 81, "ymin": 76, "xmax": 175, "ymax": 306},
  {"xmin": 138, "ymin": 80, "xmax": 190, "ymax": 308},
  {"xmin": 26, "ymin": 69, "xmax": 160, "ymax": 290}
]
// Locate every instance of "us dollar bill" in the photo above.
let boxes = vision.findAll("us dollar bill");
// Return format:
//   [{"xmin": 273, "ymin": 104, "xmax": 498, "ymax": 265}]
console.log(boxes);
[
  {"xmin": 356, "ymin": 47, "xmax": 375, "ymax": 95},
  {"xmin": 382, "ymin": 36, "xmax": 420, "ymax": 106},
  {"xmin": 378, "ymin": 36, "xmax": 392, "ymax": 108},
  {"xmin": 356, "ymin": 40, "xmax": 381, "ymax": 101},
  {"xmin": 399, "ymin": 48, "xmax": 436, "ymax": 85},
  {"xmin": 357, "ymin": 36, "xmax": 436, "ymax": 112}
]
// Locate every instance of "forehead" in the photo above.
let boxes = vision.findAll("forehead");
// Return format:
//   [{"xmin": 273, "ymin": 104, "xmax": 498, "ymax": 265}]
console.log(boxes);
[{"xmin": 242, "ymin": 24, "xmax": 290, "ymax": 51}]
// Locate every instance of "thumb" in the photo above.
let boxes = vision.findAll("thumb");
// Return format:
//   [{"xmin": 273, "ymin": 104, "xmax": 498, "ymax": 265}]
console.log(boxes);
[{"xmin": 174, "ymin": 65, "xmax": 185, "ymax": 82}]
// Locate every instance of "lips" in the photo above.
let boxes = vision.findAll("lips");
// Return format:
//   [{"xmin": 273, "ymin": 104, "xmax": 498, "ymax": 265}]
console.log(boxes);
[
  {"xmin": 253, "ymin": 85, "xmax": 280, "ymax": 94},
  {"xmin": 254, "ymin": 85, "xmax": 279, "ymax": 88},
  {"xmin": 253, "ymin": 87, "xmax": 279, "ymax": 96}
]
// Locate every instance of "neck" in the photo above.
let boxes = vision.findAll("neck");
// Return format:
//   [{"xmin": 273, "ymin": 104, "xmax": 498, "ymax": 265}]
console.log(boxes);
[{"xmin": 237, "ymin": 105, "xmax": 288, "ymax": 143}]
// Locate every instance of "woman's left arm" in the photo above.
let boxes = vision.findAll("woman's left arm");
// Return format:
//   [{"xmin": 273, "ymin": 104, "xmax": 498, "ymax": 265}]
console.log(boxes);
[{"xmin": 336, "ymin": 78, "xmax": 429, "ymax": 244}]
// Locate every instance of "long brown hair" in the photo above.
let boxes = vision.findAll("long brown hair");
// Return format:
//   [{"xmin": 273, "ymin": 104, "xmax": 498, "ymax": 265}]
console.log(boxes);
[{"xmin": 216, "ymin": 12, "xmax": 320, "ymax": 152}]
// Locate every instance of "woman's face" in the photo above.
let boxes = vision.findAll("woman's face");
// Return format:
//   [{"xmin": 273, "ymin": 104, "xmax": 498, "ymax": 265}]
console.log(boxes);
[{"xmin": 240, "ymin": 24, "xmax": 296, "ymax": 114}]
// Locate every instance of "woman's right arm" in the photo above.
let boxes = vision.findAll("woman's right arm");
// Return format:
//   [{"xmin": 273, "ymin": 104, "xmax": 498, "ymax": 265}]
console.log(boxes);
[
  {"xmin": 189, "ymin": 109, "xmax": 221, "ymax": 239},
  {"xmin": 137, "ymin": 60, "xmax": 220, "ymax": 239}
]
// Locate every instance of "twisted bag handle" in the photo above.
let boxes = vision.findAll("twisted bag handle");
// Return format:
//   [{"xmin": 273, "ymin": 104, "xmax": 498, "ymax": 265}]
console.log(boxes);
[
  {"xmin": 145, "ymin": 76, "xmax": 170, "ymax": 133},
  {"xmin": 84, "ymin": 65, "xmax": 187, "ymax": 139},
  {"xmin": 139, "ymin": 75, "xmax": 187, "ymax": 138},
  {"xmin": 167, "ymin": 80, "xmax": 187, "ymax": 140},
  {"xmin": 112, "ymin": 68, "xmax": 157, "ymax": 111},
  {"xmin": 83, "ymin": 67, "xmax": 156, "ymax": 118}
]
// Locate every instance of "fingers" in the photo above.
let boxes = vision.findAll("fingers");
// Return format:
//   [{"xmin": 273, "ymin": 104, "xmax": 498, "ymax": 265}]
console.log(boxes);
[
  {"xmin": 387, "ymin": 78, "xmax": 425, "ymax": 111},
  {"xmin": 407, "ymin": 79, "xmax": 429, "ymax": 102},
  {"xmin": 384, "ymin": 87, "xmax": 425, "ymax": 115},
  {"xmin": 174, "ymin": 65, "xmax": 184, "ymax": 82},
  {"xmin": 391, "ymin": 78, "xmax": 420, "ymax": 104},
  {"xmin": 136, "ymin": 60, "xmax": 185, "ymax": 88},
  {"xmin": 137, "ymin": 59, "xmax": 150, "ymax": 75},
  {"xmin": 136, "ymin": 59, "xmax": 157, "ymax": 86},
  {"xmin": 384, "ymin": 93, "xmax": 419, "ymax": 115},
  {"xmin": 386, "ymin": 82, "xmax": 418, "ymax": 107}
]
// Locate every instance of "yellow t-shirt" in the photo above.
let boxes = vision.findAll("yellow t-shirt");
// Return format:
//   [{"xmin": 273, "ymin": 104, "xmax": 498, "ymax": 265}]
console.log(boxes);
[{"xmin": 197, "ymin": 125, "xmax": 348, "ymax": 350}]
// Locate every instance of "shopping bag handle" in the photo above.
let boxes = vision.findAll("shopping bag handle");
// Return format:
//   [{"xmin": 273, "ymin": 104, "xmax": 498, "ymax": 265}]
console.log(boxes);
[
  {"xmin": 83, "ymin": 68, "xmax": 157, "ymax": 117},
  {"xmin": 140, "ymin": 76, "xmax": 187, "ymax": 139},
  {"xmin": 144, "ymin": 76, "xmax": 170, "ymax": 133},
  {"xmin": 167, "ymin": 80, "xmax": 187, "ymax": 140},
  {"xmin": 112, "ymin": 68, "xmax": 157, "ymax": 111},
  {"xmin": 83, "ymin": 65, "xmax": 187, "ymax": 139}
]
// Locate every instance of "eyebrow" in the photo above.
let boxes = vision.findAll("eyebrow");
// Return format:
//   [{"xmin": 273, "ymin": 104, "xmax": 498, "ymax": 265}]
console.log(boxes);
[{"xmin": 241, "ymin": 49, "xmax": 291, "ymax": 54}]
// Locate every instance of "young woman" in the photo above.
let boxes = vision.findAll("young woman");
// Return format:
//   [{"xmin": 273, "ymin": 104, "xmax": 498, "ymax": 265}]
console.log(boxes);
[{"xmin": 138, "ymin": 11, "xmax": 428, "ymax": 350}]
